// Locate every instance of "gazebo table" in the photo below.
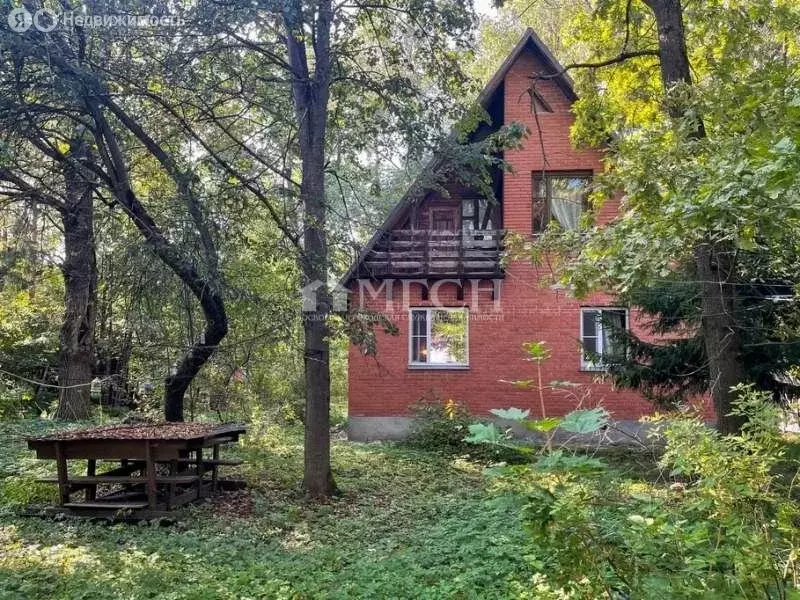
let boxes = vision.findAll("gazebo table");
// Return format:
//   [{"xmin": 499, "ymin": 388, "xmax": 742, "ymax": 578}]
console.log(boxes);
[{"xmin": 27, "ymin": 422, "xmax": 246, "ymax": 517}]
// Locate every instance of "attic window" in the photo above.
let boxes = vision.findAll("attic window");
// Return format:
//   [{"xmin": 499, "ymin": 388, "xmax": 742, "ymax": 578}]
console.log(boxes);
[{"xmin": 530, "ymin": 89, "xmax": 553, "ymax": 114}]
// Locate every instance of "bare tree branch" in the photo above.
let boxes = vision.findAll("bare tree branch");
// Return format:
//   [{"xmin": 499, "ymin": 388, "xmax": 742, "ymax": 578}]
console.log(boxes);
[{"xmin": 532, "ymin": 49, "xmax": 660, "ymax": 81}]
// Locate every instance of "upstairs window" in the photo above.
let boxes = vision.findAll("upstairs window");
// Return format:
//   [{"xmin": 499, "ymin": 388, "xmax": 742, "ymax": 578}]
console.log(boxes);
[
  {"xmin": 409, "ymin": 308, "xmax": 469, "ymax": 368},
  {"xmin": 532, "ymin": 172, "xmax": 592, "ymax": 233},
  {"xmin": 580, "ymin": 307, "xmax": 628, "ymax": 371}
]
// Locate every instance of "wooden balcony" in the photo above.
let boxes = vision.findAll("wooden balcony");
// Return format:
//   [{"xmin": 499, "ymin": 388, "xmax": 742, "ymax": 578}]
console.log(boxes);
[{"xmin": 355, "ymin": 229, "xmax": 504, "ymax": 280}]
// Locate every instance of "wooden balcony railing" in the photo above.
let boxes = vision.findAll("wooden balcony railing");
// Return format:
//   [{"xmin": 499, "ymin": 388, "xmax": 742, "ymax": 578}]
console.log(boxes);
[{"xmin": 356, "ymin": 229, "xmax": 504, "ymax": 279}]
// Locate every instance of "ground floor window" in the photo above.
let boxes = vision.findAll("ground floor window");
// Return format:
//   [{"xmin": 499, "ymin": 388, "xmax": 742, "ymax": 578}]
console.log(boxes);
[
  {"xmin": 580, "ymin": 307, "xmax": 628, "ymax": 370},
  {"xmin": 409, "ymin": 308, "xmax": 469, "ymax": 367}
]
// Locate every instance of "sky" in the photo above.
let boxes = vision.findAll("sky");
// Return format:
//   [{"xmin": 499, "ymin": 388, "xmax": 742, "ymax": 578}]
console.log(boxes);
[{"xmin": 474, "ymin": 0, "xmax": 497, "ymax": 19}]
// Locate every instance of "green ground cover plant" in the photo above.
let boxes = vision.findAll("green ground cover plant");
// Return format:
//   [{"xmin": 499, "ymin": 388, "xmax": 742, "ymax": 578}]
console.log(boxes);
[
  {"xmin": 4, "ymin": 389, "xmax": 798, "ymax": 599},
  {"xmin": 0, "ymin": 419, "xmax": 535, "ymax": 599},
  {"xmin": 468, "ymin": 386, "xmax": 800, "ymax": 599}
]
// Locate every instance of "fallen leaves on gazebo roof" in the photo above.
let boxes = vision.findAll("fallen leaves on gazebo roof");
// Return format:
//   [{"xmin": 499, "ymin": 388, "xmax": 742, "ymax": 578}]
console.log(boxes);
[{"xmin": 26, "ymin": 422, "xmax": 242, "ymax": 442}]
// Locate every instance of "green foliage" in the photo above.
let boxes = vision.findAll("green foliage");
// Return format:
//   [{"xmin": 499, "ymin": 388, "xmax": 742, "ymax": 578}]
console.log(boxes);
[
  {"xmin": 521, "ymin": 341, "xmax": 551, "ymax": 363},
  {"xmin": 601, "ymin": 268, "xmax": 800, "ymax": 407},
  {"xmin": 558, "ymin": 408, "xmax": 609, "ymax": 434},
  {"xmin": 471, "ymin": 0, "xmax": 589, "ymax": 84},
  {"xmin": 467, "ymin": 405, "xmax": 607, "ymax": 448},
  {"xmin": 405, "ymin": 396, "xmax": 475, "ymax": 453},
  {"xmin": 0, "ymin": 236, "xmax": 62, "ymax": 416},
  {"xmin": 0, "ymin": 421, "xmax": 64, "ymax": 507},
  {"xmin": 0, "ymin": 419, "xmax": 536, "ymax": 599},
  {"xmin": 523, "ymin": 417, "xmax": 562, "ymax": 433},
  {"xmin": 465, "ymin": 421, "xmax": 506, "ymax": 445},
  {"xmin": 481, "ymin": 387, "xmax": 800, "ymax": 598},
  {"xmin": 490, "ymin": 407, "xmax": 530, "ymax": 421},
  {"xmin": 407, "ymin": 398, "xmax": 531, "ymax": 463}
]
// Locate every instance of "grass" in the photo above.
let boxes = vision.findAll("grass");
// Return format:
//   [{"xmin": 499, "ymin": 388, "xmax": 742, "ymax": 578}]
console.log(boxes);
[{"xmin": 0, "ymin": 419, "xmax": 536, "ymax": 599}]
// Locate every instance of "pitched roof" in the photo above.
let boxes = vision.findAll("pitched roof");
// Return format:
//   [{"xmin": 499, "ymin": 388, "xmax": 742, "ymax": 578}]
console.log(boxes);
[
  {"xmin": 341, "ymin": 28, "xmax": 576, "ymax": 286},
  {"xmin": 477, "ymin": 27, "xmax": 577, "ymax": 105}
]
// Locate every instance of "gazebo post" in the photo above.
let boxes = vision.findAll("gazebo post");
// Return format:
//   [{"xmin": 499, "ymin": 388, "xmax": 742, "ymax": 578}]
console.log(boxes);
[
  {"xmin": 167, "ymin": 459, "xmax": 178, "ymax": 510},
  {"xmin": 86, "ymin": 459, "xmax": 96, "ymax": 501},
  {"xmin": 55, "ymin": 441, "xmax": 70, "ymax": 505},
  {"xmin": 144, "ymin": 441, "xmax": 157, "ymax": 510}
]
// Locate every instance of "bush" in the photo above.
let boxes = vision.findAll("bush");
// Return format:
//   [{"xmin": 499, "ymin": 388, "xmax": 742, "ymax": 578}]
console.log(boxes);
[
  {"xmin": 405, "ymin": 396, "xmax": 474, "ymax": 453},
  {"xmin": 470, "ymin": 387, "xmax": 800, "ymax": 599},
  {"xmin": 0, "ymin": 388, "xmax": 29, "ymax": 419}
]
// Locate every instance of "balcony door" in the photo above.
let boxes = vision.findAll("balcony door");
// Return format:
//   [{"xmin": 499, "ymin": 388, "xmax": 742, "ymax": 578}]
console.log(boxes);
[{"xmin": 430, "ymin": 207, "xmax": 457, "ymax": 232}]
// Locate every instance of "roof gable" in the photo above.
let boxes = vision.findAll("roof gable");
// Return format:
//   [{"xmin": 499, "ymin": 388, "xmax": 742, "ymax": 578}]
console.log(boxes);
[
  {"xmin": 341, "ymin": 28, "xmax": 575, "ymax": 286},
  {"xmin": 477, "ymin": 28, "xmax": 577, "ymax": 108}
]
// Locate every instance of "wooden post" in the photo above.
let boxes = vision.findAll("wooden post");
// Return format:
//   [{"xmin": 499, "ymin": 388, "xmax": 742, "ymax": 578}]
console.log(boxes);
[
  {"xmin": 211, "ymin": 444, "xmax": 220, "ymax": 493},
  {"xmin": 86, "ymin": 458, "xmax": 96, "ymax": 502},
  {"xmin": 423, "ymin": 229, "xmax": 429, "ymax": 275},
  {"xmin": 195, "ymin": 448, "xmax": 204, "ymax": 499},
  {"xmin": 144, "ymin": 441, "xmax": 157, "ymax": 510},
  {"xmin": 457, "ymin": 231, "xmax": 464, "ymax": 278},
  {"xmin": 386, "ymin": 232, "xmax": 393, "ymax": 276},
  {"xmin": 55, "ymin": 442, "xmax": 70, "ymax": 506},
  {"xmin": 167, "ymin": 459, "xmax": 177, "ymax": 510}
]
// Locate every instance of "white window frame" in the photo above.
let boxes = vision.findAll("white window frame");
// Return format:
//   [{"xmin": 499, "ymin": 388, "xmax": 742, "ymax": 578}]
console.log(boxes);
[
  {"xmin": 408, "ymin": 307, "xmax": 469, "ymax": 369},
  {"xmin": 579, "ymin": 307, "xmax": 628, "ymax": 371}
]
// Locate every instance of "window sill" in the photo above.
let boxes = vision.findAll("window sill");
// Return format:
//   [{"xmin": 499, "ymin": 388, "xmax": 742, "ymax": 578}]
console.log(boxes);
[
  {"xmin": 407, "ymin": 364, "xmax": 470, "ymax": 371},
  {"xmin": 580, "ymin": 365, "xmax": 609, "ymax": 373}
]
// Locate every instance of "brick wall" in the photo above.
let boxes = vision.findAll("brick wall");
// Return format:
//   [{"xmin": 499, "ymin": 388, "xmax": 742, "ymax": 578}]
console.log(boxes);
[
  {"xmin": 349, "ymin": 268, "xmax": 669, "ymax": 420},
  {"xmin": 502, "ymin": 51, "xmax": 620, "ymax": 232},
  {"xmin": 347, "ymin": 44, "xmax": 711, "ymax": 422}
]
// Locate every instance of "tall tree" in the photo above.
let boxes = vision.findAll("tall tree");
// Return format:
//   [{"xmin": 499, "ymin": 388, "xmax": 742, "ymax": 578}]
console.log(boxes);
[
  {"xmin": 282, "ymin": 0, "xmax": 337, "ymax": 497},
  {"xmin": 643, "ymin": 0, "xmax": 744, "ymax": 433},
  {"xmin": 0, "ymin": 124, "xmax": 98, "ymax": 420},
  {"xmin": 0, "ymin": 12, "xmax": 228, "ymax": 421},
  {"xmin": 500, "ymin": 0, "xmax": 800, "ymax": 432},
  {"xmin": 54, "ymin": 130, "xmax": 97, "ymax": 420}
]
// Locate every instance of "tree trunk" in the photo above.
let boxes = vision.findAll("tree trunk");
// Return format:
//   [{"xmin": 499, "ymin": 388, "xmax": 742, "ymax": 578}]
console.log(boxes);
[
  {"xmin": 80, "ymin": 96, "xmax": 228, "ymax": 423},
  {"xmin": 298, "ymin": 140, "xmax": 336, "ymax": 496},
  {"xmin": 55, "ymin": 135, "xmax": 96, "ymax": 421},
  {"xmin": 297, "ymin": 144, "xmax": 335, "ymax": 496},
  {"xmin": 695, "ymin": 242, "xmax": 746, "ymax": 433},
  {"xmin": 164, "ymin": 292, "xmax": 227, "ymax": 421},
  {"xmin": 644, "ymin": 0, "xmax": 745, "ymax": 432},
  {"xmin": 284, "ymin": 0, "xmax": 337, "ymax": 499}
]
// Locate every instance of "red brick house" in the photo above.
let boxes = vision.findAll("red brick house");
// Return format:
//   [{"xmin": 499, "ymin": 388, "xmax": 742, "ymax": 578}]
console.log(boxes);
[{"xmin": 342, "ymin": 29, "xmax": 665, "ymax": 440}]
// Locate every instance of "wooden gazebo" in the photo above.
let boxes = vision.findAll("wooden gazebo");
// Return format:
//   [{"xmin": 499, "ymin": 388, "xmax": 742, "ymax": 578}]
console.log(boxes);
[{"xmin": 27, "ymin": 422, "xmax": 246, "ymax": 518}]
